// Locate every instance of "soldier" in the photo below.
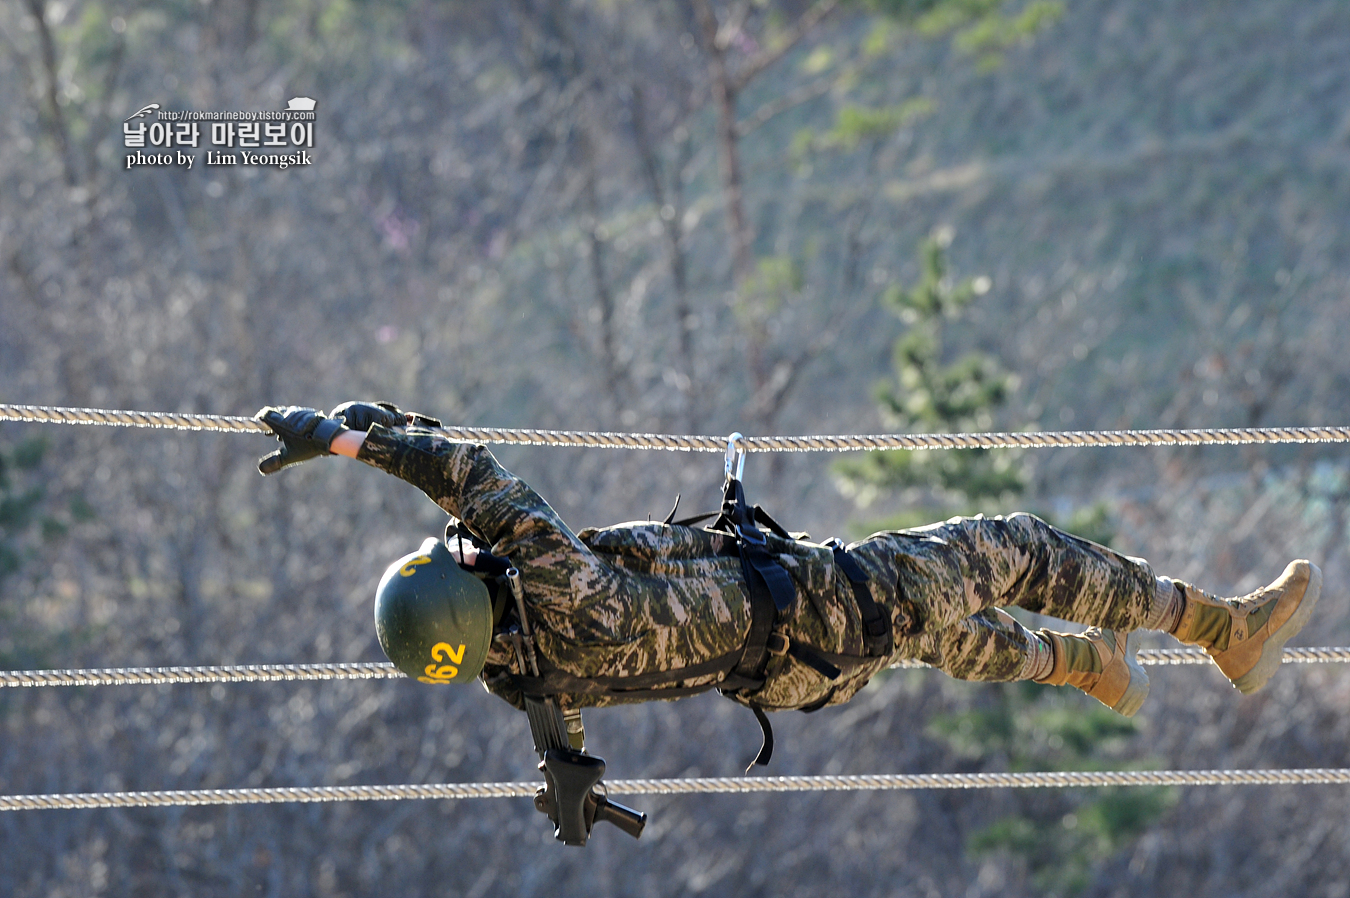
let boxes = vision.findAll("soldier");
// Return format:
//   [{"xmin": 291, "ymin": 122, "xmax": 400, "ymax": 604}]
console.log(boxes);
[{"xmin": 256, "ymin": 402, "xmax": 1321, "ymax": 723}]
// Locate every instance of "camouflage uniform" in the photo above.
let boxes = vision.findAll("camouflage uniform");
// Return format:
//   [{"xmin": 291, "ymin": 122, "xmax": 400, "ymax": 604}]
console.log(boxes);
[{"xmin": 358, "ymin": 426, "xmax": 1160, "ymax": 713}]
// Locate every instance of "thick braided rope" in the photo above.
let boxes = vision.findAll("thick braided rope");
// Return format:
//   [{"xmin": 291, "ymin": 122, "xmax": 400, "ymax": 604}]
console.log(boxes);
[
  {"xmin": 1133, "ymin": 646, "xmax": 1350, "ymax": 665},
  {"xmin": 0, "ymin": 404, "xmax": 269, "ymax": 434},
  {"xmin": 892, "ymin": 647, "xmax": 1350, "ymax": 669},
  {"xmin": 3, "ymin": 768, "xmax": 1348, "ymax": 811},
  {"xmin": 2, "ymin": 647, "xmax": 1346, "ymax": 687},
  {"xmin": 4, "ymin": 403, "xmax": 1350, "ymax": 453},
  {"xmin": 0, "ymin": 663, "xmax": 399, "ymax": 687}
]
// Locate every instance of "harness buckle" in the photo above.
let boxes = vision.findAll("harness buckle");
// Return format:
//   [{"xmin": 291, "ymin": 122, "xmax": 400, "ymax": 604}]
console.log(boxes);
[
  {"xmin": 766, "ymin": 633, "xmax": 790, "ymax": 655},
  {"xmin": 734, "ymin": 522, "xmax": 767, "ymax": 546}
]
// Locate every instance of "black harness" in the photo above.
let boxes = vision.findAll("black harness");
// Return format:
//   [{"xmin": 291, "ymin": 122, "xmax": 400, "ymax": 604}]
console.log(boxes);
[
  {"xmin": 491, "ymin": 475, "xmax": 892, "ymax": 767},
  {"xmin": 710, "ymin": 478, "xmax": 798, "ymax": 732},
  {"xmin": 697, "ymin": 476, "xmax": 893, "ymax": 768}
]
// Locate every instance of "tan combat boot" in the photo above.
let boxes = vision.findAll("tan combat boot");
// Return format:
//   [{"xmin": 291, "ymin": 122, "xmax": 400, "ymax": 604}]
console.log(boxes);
[
  {"xmin": 1172, "ymin": 560, "xmax": 1321, "ymax": 695},
  {"xmin": 1036, "ymin": 628, "xmax": 1149, "ymax": 717}
]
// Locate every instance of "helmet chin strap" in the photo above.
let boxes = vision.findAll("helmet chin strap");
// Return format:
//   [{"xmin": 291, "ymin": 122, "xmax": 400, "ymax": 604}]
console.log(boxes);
[{"xmin": 446, "ymin": 539, "xmax": 479, "ymax": 567}]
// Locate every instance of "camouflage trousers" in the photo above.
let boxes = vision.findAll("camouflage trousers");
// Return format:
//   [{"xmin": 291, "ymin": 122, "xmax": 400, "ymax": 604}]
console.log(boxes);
[{"xmin": 849, "ymin": 513, "xmax": 1160, "ymax": 683}]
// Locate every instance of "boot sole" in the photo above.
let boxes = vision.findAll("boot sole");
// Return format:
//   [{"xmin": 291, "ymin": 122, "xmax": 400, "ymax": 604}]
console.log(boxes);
[
  {"xmin": 1231, "ymin": 561, "xmax": 1322, "ymax": 695},
  {"xmin": 1110, "ymin": 630, "xmax": 1149, "ymax": 717}
]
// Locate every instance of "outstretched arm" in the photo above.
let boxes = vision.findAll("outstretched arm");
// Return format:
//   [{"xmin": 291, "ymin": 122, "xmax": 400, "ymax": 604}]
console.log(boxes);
[
  {"xmin": 256, "ymin": 403, "xmax": 589, "ymax": 568},
  {"xmin": 352, "ymin": 423, "xmax": 589, "ymax": 567}
]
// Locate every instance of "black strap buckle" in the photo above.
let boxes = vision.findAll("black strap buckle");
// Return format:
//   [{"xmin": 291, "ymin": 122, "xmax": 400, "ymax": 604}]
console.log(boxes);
[{"xmin": 734, "ymin": 521, "xmax": 767, "ymax": 546}]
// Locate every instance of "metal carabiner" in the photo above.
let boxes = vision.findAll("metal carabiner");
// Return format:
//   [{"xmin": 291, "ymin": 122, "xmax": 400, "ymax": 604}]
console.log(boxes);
[{"xmin": 724, "ymin": 432, "xmax": 746, "ymax": 484}]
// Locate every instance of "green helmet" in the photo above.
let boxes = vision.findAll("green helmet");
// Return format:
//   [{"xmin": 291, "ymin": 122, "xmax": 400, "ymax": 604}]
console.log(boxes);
[{"xmin": 375, "ymin": 536, "xmax": 493, "ymax": 684}]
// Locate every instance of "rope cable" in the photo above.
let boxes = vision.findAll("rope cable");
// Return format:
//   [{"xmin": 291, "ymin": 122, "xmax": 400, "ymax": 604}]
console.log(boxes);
[
  {"xmin": 5, "ymin": 403, "xmax": 1350, "ymax": 453},
  {"xmin": 3, "ymin": 647, "xmax": 1346, "ymax": 688},
  {"xmin": 0, "ymin": 662, "xmax": 398, "ymax": 687},
  {"xmin": 3, "ymin": 767, "xmax": 1348, "ymax": 812}
]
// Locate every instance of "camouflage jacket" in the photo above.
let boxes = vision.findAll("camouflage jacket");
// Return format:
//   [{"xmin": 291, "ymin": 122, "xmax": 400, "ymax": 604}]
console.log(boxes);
[{"xmin": 358, "ymin": 426, "xmax": 897, "ymax": 713}]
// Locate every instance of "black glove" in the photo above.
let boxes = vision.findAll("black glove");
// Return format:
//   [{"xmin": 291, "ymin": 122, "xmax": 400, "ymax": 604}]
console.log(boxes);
[
  {"xmin": 407, "ymin": 410, "xmax": 443, "ymax": 428},
  {"xmin": 329, "ymin": 400, "xmax": 406, "ymax": 432},
  {"xmin": 255, "ymin": 406, "xmax": 347, "ymax": 475}
]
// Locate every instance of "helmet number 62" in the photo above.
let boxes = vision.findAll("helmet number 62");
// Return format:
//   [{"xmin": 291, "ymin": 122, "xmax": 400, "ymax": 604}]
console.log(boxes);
[{"xmin": 419, "ymin": 642, "xmax": 466, "ymax": 684}]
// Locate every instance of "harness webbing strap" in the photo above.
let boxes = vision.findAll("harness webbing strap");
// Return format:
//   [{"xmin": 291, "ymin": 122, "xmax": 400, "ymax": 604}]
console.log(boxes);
[
  {"xmin": 744, "ymin": 542, "xmax": 797, "ymax": 612},
  {"xmin": 829, "ymin": 541, "xmax": 893, "ymax": 658},
  {"xmin": 748, "ymin": 505, "xmax": 791, "ymax": 539},
  {"xmin": 508, "ymin": 653, "xmax": 761, "ymax": 699},
  {"xmin": 748, "ymin": 706, "xmax": 774, "ymax": 771},
  {"xmin": 732, "ymin": 549, "xmax": 781, "ymax": 683},
  {"xmin": 787, "ymin": 642, "xmax": 843, "ymax": 680},
  {"xmin": 728, "ymin": 536, "xmax": 787, "ymax": 770},
  {"xmin": 516, "ymin": 677, "xmax": 762, "ymax": 703},
  {"xmin": 711, "ymin": 478, "xmax": 802, "ymax": 770}
]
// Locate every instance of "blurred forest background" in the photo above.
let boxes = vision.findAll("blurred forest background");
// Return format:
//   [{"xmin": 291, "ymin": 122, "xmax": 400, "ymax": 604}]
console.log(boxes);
[{"xmin": 2, "ymin": 0, "xmax": 1350, "ymax": 895}]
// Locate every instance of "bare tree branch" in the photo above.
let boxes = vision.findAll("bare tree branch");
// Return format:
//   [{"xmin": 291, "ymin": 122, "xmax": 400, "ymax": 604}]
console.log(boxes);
[
  {"xmin": 628, "ymin": 82, "xmax": 701, "ymax": 426},
  {"xmin": 83, "ymin": 30, "xmax": 126, "ymax": 196},
  {"xmin": 24, "ymin": 0, "xmax": 78, "ymax": 185},
  {"xmin": 692, "ymin": 0, "xmax": 753, "ymax": 285},
  {"xmin": 581, "ymin": 134, "xmax": 629, "ymax": 410},
  {"xmin": 731, "ymin": 0, "xmax": 841, "ymax": 94}
]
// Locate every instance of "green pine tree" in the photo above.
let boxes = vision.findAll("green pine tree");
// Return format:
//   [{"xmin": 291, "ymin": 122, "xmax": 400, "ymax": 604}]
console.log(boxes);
[
  {"xmin": 836, "ymin": 231, "xmax": 1022, "ymax": 527},
  {"xmin": 839, "ymin": 235, "xmax": 1171, "ymax": 895},
  {"xmin": 0, "ymin": 436, "xmax": 87, "ymax": 670}
]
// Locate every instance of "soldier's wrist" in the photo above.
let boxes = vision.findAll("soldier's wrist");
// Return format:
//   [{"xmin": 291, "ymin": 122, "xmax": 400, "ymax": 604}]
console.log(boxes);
[{"xmin": 330, "ymin": 429, "xmax": 367, "ymax": 458}]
